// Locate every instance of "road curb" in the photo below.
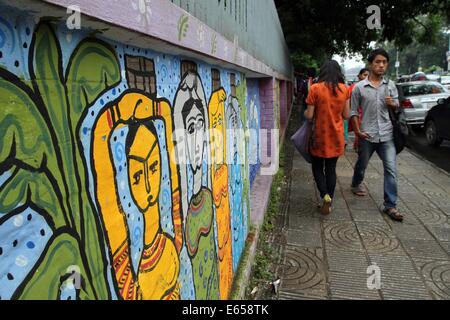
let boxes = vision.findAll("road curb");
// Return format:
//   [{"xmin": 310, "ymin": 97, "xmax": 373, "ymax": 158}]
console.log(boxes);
[{"xmin": 405, "ymin": 146, "xmax": 450, "ymax": 177}]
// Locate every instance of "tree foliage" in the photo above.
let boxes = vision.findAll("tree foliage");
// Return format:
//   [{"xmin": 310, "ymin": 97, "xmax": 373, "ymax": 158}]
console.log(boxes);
[
  {"xmin": 275, "ymin": 0, "xmax": 450, "ymax": 71},
  {"xmin": 383, "ymin": 31, "xmax": 449, "ymax": 76}
]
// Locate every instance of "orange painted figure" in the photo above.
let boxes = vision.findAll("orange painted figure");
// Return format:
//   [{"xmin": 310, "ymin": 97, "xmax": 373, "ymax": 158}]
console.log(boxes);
[
  {"xmin": 92, "ymin": 92, "xmax": 183, "ymax": 300},
  {"xmin": 208, "ymin": 88, "xmax": 233, "ymax": 299}
]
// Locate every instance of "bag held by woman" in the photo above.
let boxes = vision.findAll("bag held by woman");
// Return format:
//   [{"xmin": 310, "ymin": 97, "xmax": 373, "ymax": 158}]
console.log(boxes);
[{"xmin": 291, "ymin": 120, "xmax": 313, "ymax": 163}]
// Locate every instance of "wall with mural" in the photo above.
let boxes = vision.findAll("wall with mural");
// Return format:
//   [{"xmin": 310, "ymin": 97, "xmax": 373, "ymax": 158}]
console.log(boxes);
[
  {"xmin": 246, "ymin": 79, "xmax": 261, "ymax": 188},
  {"xmin": 0, "ymin": 7, "xmax": 260, "ymax": 300}
]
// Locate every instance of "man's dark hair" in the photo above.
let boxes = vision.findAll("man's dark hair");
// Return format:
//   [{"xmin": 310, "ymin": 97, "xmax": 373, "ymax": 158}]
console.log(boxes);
[
  {"xmin": 367, "ymin": 48, "xmax": 390, "ymax": 63},
  {"xmin": 358, "ymin": 68, "xmax": 369, "ymax": 75}
]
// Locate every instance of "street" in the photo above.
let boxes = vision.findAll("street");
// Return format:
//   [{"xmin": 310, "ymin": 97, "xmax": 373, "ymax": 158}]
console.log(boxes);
[{"xmin": 406, "ymin": 127, "xmax": 450, "ymax": 174}]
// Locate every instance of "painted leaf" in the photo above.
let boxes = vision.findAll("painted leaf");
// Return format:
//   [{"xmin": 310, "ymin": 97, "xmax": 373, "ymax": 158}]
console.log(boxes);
[
  {"xmin": 0, "ymin": 71, "xmax": 55, "ymax": 170},
  {"xmin": 0, "ymin": 168, "xmax": 65, "ymax": 228},
  {"xmin": 65, "ymin": 38, "xmax": 121, "ymax": 299},
  {"xmin": 17, "ymin": 232, "xmax": 96, "ymax": 300},
  {"xmin": 66, "ymin": 38, "xmax": 121, "ymax": 128},
  {"xmin": 30, "ymin": 23, "xmax": 81, "ymax": 232}
]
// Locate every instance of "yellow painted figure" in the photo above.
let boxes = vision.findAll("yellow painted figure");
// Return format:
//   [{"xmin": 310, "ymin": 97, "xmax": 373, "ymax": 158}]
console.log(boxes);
[
  {"xmin": 92, "ymin": 92, "xmax": 182, "ymax": 300},
  {"xmin": 209, "ymin": 88, "xmax": 233, "ymax": 299}
]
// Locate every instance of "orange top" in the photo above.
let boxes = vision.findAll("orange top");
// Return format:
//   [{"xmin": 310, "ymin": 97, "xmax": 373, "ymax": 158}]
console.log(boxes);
[{"xmin": 305, "ymin": 82, "xmax": 350, "ymax": 158}]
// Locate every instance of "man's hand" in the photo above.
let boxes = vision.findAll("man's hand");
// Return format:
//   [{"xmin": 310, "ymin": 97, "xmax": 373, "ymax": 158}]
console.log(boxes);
[
  {"xmin": 357, "ymin": 131, "xmax": 371, "ymax": 140},
  {"xmin": 385, "ymin": 96, "xmax": 397, "ymax": 109}
]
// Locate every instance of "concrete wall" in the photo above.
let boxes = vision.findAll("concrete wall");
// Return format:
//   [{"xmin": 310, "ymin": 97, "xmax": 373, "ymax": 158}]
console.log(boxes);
[
  {"xmin": 169, "ymin": 0, "xmax": 293, "ymax": 78},
  {"xmin": 0, "ymin": 0, "xmax": 293, "ymax": 300},
  {"xmin": 0, "ymin": 6, "xmax": 253, "ymax": 300}
]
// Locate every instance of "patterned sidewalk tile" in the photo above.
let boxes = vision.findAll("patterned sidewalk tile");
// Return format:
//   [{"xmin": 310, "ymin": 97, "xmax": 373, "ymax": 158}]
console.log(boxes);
[
  {"xmin": 328, "ymin": 271, "xmax": 381, "ymax": 300},
  {"xmin": 273, "ymin": 124, "xmax": 450, "ymax": 300},
  {"xmin": 402, "ymin": 240, "xmax": 450, "ymax": 260}
]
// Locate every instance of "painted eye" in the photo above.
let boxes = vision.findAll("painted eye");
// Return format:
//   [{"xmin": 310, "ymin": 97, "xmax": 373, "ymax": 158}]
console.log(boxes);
[
  {"xmin": 133, "ymin": 170, "xmax": 143, "ymax": 185},
  {"xmin": 188, "ymin": 124, "xmax": 195, "ymax": 134},
  {"xmin": 149, "ymin": 161, "xmax": 158, "ymax": 174}
]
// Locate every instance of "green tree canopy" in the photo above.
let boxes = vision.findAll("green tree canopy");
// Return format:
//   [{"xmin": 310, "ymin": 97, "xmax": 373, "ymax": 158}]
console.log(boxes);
[{"xmin": 275, "ymin": 0, "xmax": 450, "ymax": 71}]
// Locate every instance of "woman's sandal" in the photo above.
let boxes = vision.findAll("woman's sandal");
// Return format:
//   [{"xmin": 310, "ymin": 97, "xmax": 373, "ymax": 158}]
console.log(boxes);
[{"xmin": 383, "ymin": 208, "xmax": 404, "ymax": 222}]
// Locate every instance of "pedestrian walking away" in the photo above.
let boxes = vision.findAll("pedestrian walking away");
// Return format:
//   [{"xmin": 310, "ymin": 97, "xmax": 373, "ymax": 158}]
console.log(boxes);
[
  {"xmin": 304, "ymin": 60, "xmax": 351, "ymax": 215},
  {"xmin": 350, "ymin": 48, "xmax": 404, "ymax": 222}
]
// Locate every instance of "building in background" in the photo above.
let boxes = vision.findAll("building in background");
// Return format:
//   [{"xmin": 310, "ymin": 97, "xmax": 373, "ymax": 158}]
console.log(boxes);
[{"xmin": 0, "ymin": 0, "xmax": 293, "ymax": 300}]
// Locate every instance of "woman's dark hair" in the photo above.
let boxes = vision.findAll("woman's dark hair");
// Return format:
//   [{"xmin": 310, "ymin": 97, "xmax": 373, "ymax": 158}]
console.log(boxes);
[
  {"xmin": 367, "ymin": 48, "xmax": 390, "ymax": 63},
  {"xmin": 359, "ymin": 68, "xmax": 369, "ymax": 76},
  {"xmin": 317, "ymin": 60, "xmax": 345, "ymax": 96},
  {"xmin": 306, "ymin": 67, "xmax": 317, "ymax": 78},
  {"xmin": 126, "ymin": 119, "xmax": 159, "ymax": 157}
]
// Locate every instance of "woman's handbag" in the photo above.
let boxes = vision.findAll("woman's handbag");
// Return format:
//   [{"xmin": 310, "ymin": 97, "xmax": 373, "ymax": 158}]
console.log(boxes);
[{"xmin": 291, "ymin": 120, "xmax": 314, "ymax": 163}]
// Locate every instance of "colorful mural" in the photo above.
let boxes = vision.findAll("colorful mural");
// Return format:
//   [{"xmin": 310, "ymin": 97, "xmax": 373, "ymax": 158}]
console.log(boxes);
[
  {"xmin": 0, "ymin": 8, "xmax": 258, "ymax": 300},
  {"xmin": 91, "ymin": 90, "xmax": 182, "ymax": 300},
  {"xmin": 208, "ymin": 80, "xmax": 233, "ymax": 300},
  {"xmin": 226, "ymin": 76, "xmax": 250, "ymax": 273},
  {"xmin": 247, "ymin": 79, "xmax": 261, "ymax": 187}
]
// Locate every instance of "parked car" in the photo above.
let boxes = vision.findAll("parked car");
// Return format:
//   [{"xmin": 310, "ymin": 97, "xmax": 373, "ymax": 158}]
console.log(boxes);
[
  {"xmin": 426, "ymin": 74, "xmax": 441, "ymax": 83},
  {"xmin": 441, "ymin": 75, "xmax": 450, "ymax": 90},
  {"xmin": 424, "ymin": 96, "xmax": 450, "ymax": 146},
  {"xmin": 410, "ymin": 72, "xmax": 427, "ymax": 81},
  {"xmin": 396, "ymin": 81, "xmax": 450, "ymax": 127},
  {"xmin": 397, "ymin": 75, "xmax": 412, "ymax": 83}
]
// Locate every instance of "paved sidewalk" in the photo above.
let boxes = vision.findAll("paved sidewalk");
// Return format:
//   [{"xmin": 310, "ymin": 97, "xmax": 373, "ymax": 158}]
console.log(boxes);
[{"xmin": 274, "ymin": 131, "xmax": 450, "ymax": 300}]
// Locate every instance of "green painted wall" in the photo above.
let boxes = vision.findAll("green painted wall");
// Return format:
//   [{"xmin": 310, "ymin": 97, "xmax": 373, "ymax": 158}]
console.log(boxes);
[{"xmin": 170, "ymin": 0, "xmax": 293, "ymax": 78}]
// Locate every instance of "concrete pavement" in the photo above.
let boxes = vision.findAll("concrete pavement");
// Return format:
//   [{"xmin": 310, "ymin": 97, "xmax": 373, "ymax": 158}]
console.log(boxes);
[{"xmin": 271, "ymin": 114, "xmax": 450, "ymax": 300}]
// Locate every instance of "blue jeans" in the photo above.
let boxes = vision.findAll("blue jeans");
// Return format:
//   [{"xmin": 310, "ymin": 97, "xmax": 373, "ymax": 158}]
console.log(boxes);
[{"xmin": 351, "ymin": 139, "xmax": 398, "ymax": 210}]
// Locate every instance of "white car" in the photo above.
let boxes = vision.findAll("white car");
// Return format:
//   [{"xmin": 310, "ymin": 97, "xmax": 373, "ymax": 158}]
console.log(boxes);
[
  {"xmin": 441, "ymin": 75, "xmax": 450, "ymax": 90},
  {"xmin": 396, "ymin": 81, "xmax": 450, "ymax": 127},
  {"xmin": 425, "ymin": 74, "xmax": 441, "ymax": 82}
]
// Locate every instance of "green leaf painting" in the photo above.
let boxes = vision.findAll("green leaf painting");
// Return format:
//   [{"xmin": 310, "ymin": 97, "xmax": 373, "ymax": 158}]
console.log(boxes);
[
  {"xmin": 178, "ymin": 14, "xmax": 189, "ymax": 41},
  {"xmin": 0, "ymin": 22, "xmax": 120, "ymax": 299}
]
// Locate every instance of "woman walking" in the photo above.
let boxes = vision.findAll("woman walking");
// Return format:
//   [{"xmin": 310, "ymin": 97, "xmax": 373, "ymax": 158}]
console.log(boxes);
[{"xmin": 304, "ymin": 60, "xmax": 351, "ymax": 214}]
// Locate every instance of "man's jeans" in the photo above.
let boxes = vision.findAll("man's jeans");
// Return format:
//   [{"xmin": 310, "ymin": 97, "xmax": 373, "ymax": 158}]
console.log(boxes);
[{"xmin": 351, "ymin": 139, "xmax": 398, "ymax": 210}]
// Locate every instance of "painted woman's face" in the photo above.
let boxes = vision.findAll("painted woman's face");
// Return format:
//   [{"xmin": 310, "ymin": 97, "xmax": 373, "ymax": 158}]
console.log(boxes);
[
  {"xmin": 227, "ymin": 106, "xmax": 239, "ymax": 157},
  {"xmin": 128, "ymin": 125, "xmax": 161, "ymax": 212},
  {"xmin": 210, "ymin": 104, "xmax": 225, "ymax": 165},
  {"xmin": 185, "ymin": 104, "xmax": 205, "ymax": 173}
]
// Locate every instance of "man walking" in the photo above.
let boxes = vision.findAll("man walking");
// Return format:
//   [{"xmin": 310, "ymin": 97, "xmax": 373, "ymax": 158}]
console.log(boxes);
[{"xmin": 350, "ymin": 48, "xmax": 404, "ymax": 222}]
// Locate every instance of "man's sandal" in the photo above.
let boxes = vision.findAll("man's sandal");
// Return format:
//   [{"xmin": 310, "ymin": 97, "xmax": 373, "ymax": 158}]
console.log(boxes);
[
  {"xmin": 351, "ymin": 185, "xmax": 367, "ymax": 197},
  {"xmin": 383, "ymin": 208, "xmax": 404, "ymax": 222}
]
